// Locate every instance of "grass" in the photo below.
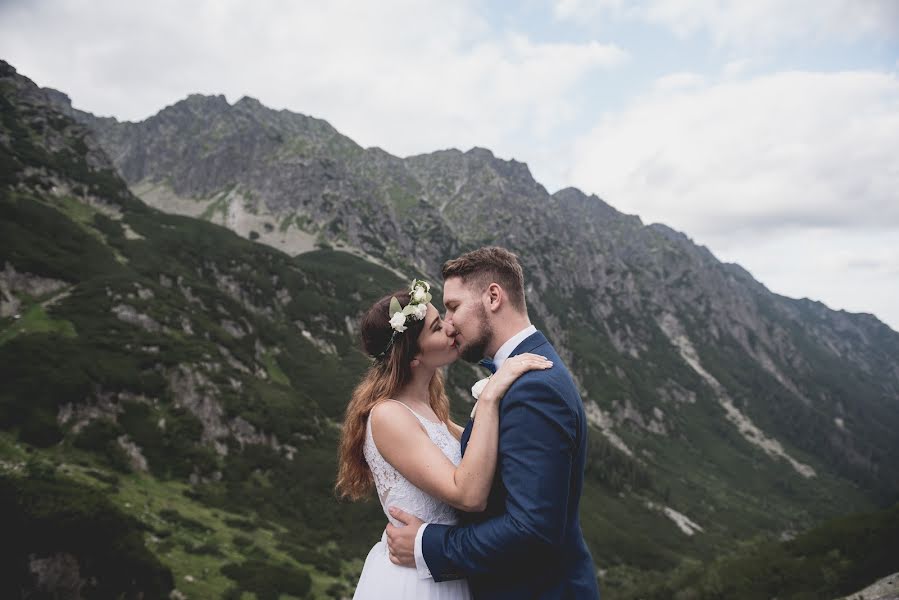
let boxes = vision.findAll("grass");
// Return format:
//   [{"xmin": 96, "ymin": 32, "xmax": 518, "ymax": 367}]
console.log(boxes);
[
  {"xmin": 0, "ymin": 301, "xmax": 76, "ymax": 346},
  {"xmin": 200, "ymin": 190, "xmax": 232, "ymax": 221},
  {"xmin": 51, "ymin": 193, "xmax": 99, "ymax": 226},
  {"xmin": 386, "ymin": 184, "xmax": 419, "ymax": 217},
  {"xmin": 0, "ymin": 432, "xmax": 27, "ymax": 474},
  {"xmin": 261, "ymin": 351, "xmax": 290, "ymax": 386},
  {"xmin": 56, "ymin": 463, "xmax": 353, "ymax": 598},
  {"xmin": 45, "ymin": 195, "xmax": 130, "ymax": 263}
]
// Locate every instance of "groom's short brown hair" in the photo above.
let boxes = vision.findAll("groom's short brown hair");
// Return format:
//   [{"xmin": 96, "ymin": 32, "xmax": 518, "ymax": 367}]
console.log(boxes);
[{"xmin": 442, "ymin": 246, "xmax": 527, "ymax": 313}]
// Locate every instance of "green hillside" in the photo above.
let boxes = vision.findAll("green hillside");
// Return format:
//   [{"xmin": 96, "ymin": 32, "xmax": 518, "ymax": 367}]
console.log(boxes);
[
  {"xmin": 610, "ymin": 502, "xmax": 899, "ymax": 600},
  {"xmin": 2, "ymin": 58, "xmax": 898, "ymax": 598}
]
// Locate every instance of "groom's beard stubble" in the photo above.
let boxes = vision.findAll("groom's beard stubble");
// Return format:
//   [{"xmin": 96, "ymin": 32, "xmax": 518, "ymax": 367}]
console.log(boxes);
[{"xmin": 460, "ymin": 303, "xmax": 493, "ymax": 363}]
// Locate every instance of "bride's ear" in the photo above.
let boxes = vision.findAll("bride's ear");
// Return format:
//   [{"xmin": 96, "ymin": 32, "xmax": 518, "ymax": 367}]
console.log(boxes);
[{"xmin": 410, "ymin": 356, "xmax": 421, "ymax": 368}]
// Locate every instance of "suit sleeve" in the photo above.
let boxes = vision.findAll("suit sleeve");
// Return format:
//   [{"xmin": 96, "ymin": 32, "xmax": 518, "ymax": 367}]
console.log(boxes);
[{"xmin": 421, "ymin": 377, "xmax": 576, "ymax": 581}]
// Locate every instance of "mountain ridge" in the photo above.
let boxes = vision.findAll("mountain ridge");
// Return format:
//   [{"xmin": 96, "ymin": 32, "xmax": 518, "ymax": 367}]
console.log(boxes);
[
  {"xmin": 37, "ymin": 67, "xmax": 899, "ymax": 497},
  {"xmin": 44, "ymin": 86, "xmax": 897, "ymax": 331}
]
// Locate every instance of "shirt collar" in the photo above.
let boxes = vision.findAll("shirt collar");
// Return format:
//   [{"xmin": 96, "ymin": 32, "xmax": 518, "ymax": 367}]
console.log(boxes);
[{"xmin": 491, "ymin": 325, "xmax": 537, "ymax": 371}]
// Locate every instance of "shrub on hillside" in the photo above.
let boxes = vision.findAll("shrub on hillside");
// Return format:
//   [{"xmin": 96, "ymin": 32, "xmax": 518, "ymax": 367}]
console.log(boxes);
[
  {"xmin": 221, "ymin": 559, "xmax": 311, "ymax": 600},
  {"xmin": 0, "ymin": 476, "xmax": 173, "ymax": 598}
]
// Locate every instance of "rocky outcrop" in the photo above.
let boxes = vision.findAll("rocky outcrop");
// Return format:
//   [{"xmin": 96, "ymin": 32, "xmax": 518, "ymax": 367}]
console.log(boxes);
[
  {"xmin": 28, "ymin": 553, "xmax": 85, "ymax": 600},
  {"xmin": 0, "ymin": 262, "xmax": 68, "ymax": 316},
  {"xmin": 839, "ymin": 572, "xmax": 899, "ymax": 600},
  {"xmin": 167, "ymin": 364, "xmax": 296, "ymax": 459}
]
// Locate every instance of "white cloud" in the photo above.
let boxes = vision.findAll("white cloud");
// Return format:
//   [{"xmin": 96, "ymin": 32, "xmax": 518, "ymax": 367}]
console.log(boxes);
[
  {"xmin": 0, "ymin": 0, "xmax": 626, "ymax": 158},
  {"xmin": 722, "ymin": 59, "xmax": 756, "ymax": 79},
  {"xmin": 554, "ymin": 0, "xmax": 899, "ymax": 46},
  {"xmin": 554, "ymin": 0, "xmax": 627, "ymax": 21},
  {"xmin": 654, "ymin": 71, "xmax": 705, "ymax": 91},
  {"xmin": 644, "ymin": 0, "xmax": 899, "ymax": 46},
  {"xmin": 566, "ymin": 69, "xmax": 899, "ymax": 330}
]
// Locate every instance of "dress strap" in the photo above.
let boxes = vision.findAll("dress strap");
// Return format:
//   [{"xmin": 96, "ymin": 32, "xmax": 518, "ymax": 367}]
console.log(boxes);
[{"xmin": 383, "ymin": 399, "xmax": 440, "ymax": 425}]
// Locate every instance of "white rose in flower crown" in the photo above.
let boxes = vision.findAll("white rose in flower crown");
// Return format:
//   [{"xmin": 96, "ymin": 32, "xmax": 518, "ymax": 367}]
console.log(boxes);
[
  {"xmin": 412, "ymin": 286, "xmax": 427, "ymax": 302},
  {"xmin": 389, "ymin": 311, "xmax": 407, "ymax": 332},
  {"xmin": 410, "ymin": 302, "xmax": 428, "ymax": 320}
]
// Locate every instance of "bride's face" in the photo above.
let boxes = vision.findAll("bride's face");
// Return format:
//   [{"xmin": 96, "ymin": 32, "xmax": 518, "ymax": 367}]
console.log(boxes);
[{"xmin": 414, "ymin": 303, "xmax": 458, "ymax": 369}]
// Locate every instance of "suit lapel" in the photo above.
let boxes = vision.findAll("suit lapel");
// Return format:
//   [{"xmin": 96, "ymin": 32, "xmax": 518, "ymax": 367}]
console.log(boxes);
[
  {"xmin": 459, "ymin": 331, "xmax": 548, "ymax": 456},
  {"xmin": 507, "ymin": 330, "xmax": 548, "ymax": 358},
  {"xmin": 460, "ymin": 418, "xmax": 474, "ymax": 454}
]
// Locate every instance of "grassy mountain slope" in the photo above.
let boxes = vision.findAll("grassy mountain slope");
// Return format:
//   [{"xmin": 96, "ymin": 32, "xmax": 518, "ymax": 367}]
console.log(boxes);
[
  {"xmin": 2, "ymin": 58, "xmax": 898, "ymax": 598},
  {"xmin": 611, "ymin": 502, "xmax": 899, "ymax": 600},
  {"xmin": 1, "ymin": 60, "xmax": 413, "ymax": 597}
]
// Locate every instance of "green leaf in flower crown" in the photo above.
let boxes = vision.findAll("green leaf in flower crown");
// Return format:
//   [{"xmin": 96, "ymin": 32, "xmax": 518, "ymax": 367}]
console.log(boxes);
[
  {"xmin": 402, "ymin": 304, "xmax": 416, "ymax": 316},
  {"xmin": 389, "ymin": 296, "xmax": 403, "ymax": 315}
]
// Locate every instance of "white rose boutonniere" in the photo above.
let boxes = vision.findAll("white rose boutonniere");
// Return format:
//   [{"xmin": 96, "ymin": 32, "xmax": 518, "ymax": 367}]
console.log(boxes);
[{"xmin": 470, "ymin": 377, "xmax": 490, "ymax": 418}]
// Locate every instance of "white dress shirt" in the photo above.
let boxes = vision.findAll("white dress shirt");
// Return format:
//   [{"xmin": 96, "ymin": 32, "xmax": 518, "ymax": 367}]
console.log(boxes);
[{"xmin": 412, "ymin": 324, "xmax": 537, "ymax": 578}]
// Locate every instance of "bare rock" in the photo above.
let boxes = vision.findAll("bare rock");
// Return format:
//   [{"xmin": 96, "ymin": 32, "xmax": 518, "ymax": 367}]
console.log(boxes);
[{"xmin": 29, "ymin": 552, "xmax": 85, "ymax": 600}]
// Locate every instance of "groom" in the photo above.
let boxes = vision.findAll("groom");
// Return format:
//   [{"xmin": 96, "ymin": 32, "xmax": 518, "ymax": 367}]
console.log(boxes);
[{"xmin": 386, "ymin": 246, "xmax": 600, "ymax": 599}]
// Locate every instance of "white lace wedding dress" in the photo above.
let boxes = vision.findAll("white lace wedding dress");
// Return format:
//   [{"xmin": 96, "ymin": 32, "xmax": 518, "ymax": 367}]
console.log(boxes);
[{"xmin": 353, "ymin": 400, "xmax": 472, "ymax": 599}]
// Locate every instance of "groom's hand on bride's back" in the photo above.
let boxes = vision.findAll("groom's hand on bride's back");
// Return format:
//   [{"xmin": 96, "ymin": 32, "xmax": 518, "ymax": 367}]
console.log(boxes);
[{"xmin": 385, "ymin": 507, "xmax": 423, "ymax": 567}]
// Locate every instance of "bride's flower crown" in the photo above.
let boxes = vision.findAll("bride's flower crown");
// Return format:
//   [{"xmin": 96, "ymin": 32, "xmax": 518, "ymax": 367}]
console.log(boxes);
[{"xmin": 375, "ymin": 279, "xmax": 432, "ymax": 359}]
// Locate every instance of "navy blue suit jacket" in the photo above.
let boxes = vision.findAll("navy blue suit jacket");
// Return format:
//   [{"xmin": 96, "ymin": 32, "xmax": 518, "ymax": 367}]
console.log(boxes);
[{"xmin": 422, "ymin": 331, "xmax": 600, "ymax": 599}]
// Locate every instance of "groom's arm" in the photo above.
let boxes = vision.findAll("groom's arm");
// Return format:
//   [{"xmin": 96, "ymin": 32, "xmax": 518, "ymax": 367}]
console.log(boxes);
[{"xmin": 421, "ymin": 377, "xmax": 576, "ymax": 581}]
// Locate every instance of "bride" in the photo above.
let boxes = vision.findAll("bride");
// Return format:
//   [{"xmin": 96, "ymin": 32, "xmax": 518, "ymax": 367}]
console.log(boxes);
[{"xmin": 336, "ymin": 280, "xmax": 551, "ymax": 599}]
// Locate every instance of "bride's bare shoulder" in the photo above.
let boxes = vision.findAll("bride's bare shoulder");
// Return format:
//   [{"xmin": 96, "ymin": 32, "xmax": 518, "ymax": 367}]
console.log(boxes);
[
  {"xmin": 369, "ymin": 400, "xmax": 428, "ymax": 455},
  {"xmin": 371, "ymin": 399, "xmax": 411, "ymax": 416},
  {"xmin": 369, "ymin": 400, "xmax": 419, "ymax": 432}
]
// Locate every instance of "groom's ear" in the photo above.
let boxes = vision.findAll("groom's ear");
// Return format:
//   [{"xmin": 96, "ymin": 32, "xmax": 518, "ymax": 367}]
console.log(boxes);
[{"xmin": 485, "ymin": 283, "xmax": 503, "ymax": 312}]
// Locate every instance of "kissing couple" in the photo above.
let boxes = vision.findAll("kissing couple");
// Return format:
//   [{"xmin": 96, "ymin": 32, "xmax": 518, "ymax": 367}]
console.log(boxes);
[{"xmin": 337, "ymin": 246, "xmax": 600, "ymax": 600}]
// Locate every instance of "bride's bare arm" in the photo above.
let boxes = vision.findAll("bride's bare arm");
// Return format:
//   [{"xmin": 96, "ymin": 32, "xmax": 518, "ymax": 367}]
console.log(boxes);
[{"xmin": 370, "ymin": 353, "xmax": 552, "ymax": 512}]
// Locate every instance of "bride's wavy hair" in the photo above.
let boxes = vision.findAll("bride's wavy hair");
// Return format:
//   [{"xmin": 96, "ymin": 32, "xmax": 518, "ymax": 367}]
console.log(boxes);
[{"xmin": 336, "ymin": 290, "xmax": 452, "ymax": 501}]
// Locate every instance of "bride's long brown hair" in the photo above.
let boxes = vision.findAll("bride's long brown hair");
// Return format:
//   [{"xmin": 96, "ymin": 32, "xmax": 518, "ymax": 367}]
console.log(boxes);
[{"xmin": 336, "ymin": 290, "xmax": 454, "ymax": 501}]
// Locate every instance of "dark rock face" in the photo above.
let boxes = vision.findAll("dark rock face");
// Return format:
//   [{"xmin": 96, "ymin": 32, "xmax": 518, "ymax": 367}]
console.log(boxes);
[{"xmin": 29, "ymin": 553, "xmax": 85, "ymax": 600}]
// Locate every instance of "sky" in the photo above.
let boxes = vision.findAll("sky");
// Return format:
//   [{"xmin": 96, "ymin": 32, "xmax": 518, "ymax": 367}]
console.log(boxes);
[{"xmin": 1, "ymin": 0, "xmax": 898, "ymax": 331}]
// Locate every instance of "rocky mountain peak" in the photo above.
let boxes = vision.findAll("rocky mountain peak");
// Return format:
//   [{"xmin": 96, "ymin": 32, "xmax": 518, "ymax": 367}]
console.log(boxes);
[
  {"xmin": 0, "ymin": 59, "xmax": 16, "ymax": 77},
  {"xmin": 38, "ymin": 87, "xmax": 75, "ymax": 115},
  {"xmin": 553, "ymin": 186, "xmax": 636, "ymax": 225},
  {"xmin": 233, "ymin": 95, "xmax": 265, "ymax": 111},
  {"xmin": 171, "ymin": 93, "xmax": 231, "ymax": 114}
]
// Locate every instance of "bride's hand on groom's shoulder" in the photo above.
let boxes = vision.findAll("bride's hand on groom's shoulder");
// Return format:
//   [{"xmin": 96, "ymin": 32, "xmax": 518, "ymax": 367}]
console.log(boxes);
[{"xmin": 480, "ymin": 353, "xmax": 553, "ymax": 404}]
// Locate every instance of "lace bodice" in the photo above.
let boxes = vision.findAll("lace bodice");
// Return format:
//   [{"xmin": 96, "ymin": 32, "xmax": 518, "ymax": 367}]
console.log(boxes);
[{"xmin": 364, "ymin": 401, "xmax": 462, "ymax": 528}]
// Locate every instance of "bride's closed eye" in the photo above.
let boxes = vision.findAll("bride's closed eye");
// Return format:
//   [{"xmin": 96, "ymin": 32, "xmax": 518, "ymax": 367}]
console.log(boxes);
[{"xmin": 430, "ymin": 316, "xmax": 443, "ymax": 333}]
